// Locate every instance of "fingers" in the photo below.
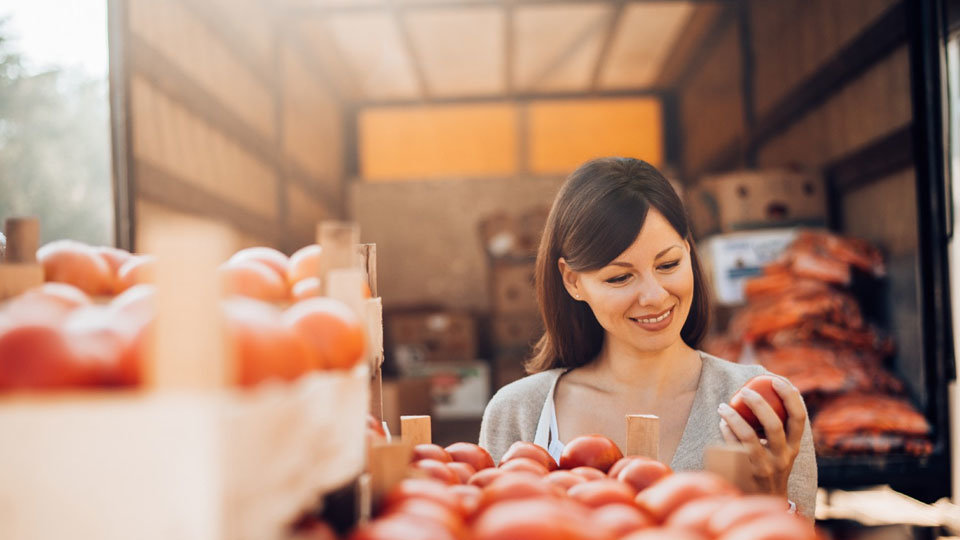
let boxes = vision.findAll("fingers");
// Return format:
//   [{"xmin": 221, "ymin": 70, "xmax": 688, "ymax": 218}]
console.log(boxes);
[
  {"xmin": 718, "ymin": 402, "xmax": 767, "ymax": 465},
  {"xmin": 772, "ymin": 377, "xmax": 807, "ymax": 449},
  {"xmin": 739, "ymin": 387, "xmax": 788, "ymax": 455},
  {"xmin": 719, "ymin": 418, "xmax": 738, "ymax": 445}
]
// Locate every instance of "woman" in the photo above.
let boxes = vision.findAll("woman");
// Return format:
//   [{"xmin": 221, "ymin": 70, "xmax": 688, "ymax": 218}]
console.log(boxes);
[{"xmin": 479, "ymin": 157, "xmax": 816, "ymax": 518}]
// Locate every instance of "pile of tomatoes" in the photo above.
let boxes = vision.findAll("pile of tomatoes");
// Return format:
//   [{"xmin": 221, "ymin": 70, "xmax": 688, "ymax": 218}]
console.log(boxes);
[
  {"xmin": 0, "ymin": 242, "xmax": 367, "ymax": 391},
  {"xmin": 351, "ymin": 436, "xmax": 815, "ymax": 540}
]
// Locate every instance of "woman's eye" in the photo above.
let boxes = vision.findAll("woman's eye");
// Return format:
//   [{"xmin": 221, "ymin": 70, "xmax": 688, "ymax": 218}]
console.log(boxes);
[
  {"xmin": 658, "ymin": 260, "xmax": 680, "ymax": 271},
  {"xmin": 606, "ymin": 274, "xmax": 630, "ymax": 284}
]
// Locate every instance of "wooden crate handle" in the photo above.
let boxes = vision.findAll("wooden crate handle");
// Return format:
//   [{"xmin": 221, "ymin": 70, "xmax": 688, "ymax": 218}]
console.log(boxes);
[
  {"xmin": 368, "ymin": 441, "xmax": 412, "ymax": 508},
  {"xmin": 626, "ymin": 414, "xmax": 660, "ymax": 460},
  {"xmin": 401, "ymin": 415, "xmax": 431, "ymax": 446},
  {"xmin": 358, "ymin": 243, "xmax": 377, "ymax": 298},
  {"xmin": 4, "ymin": 217, "xmax": 39, "ymax": 263},
  {"xmin": 704, "ymin": 443, "xmax": 758, "ymax": 493}
]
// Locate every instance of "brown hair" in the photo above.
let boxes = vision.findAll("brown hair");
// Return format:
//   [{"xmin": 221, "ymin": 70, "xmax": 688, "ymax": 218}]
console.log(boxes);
[{"xmin": 526, "ymin": 157, "xmax": 710, "ymax": 373}]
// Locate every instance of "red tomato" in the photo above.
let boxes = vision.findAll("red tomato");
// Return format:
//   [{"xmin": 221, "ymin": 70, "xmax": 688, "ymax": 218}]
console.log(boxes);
[
  {"xmin": 445, "ymin": 442, "xmax": 495, "ymax": 471},
  {"xmin": 478, "ymin": 472, "xmax": 562, "ymax": 511},
  {"xmin": 472, "ymin": 498, "xmax": 599, "ymax": 540},
  {"xmin": 383, "ymin": 498, "xmax": 469, "ymax": 540},
  {"xmin": 288, "ymin": 244, "xmax": 322, "ymax": 286},
  {"xmin": 224, "ymin": 298, "xmax": 313, "ymax": 386},
  {"xmin": 729, "ymin": 375, "xmax": 788, "ymax": 436},
  {"xmin": 608, "ymin": 456, "xmax": 640, "ymax": 478},
  {"xmin": 621, "ymin": 528, "xmax": 707, "ymax": 540},
  {"xmin": 468, "ymin": 468, "xmax": 506, "ymax": 488},
  {"xmin": 559, "ymin": 435, "xmax": 623, "ymax": 473},
  {"xmin": 63, "ymin": 305, "xmax": 134, "ymax": 387},
  {"xmin": 617, "ymin": 458, "xmax": 672, "ymax": 492},
  {"xmin": 116, "ymin": 255, "xmax": 156, "ymax": 293},
  {"xmin": 219, "ymin": 259, "xmax": 289, "ymax": 302},
  {"xmin": 5, "ymin": 283, "xmax": 92, "ymax": 325},
  {"xmin": 635, "ymin": 472, "xmax": 739, "ymax": 523},
  {"xmin": 499, "ymin": 457, "xmax": 549, "ymax": 476},
  {"xmin": 292, "ymin": 277, "xmax": 322, "ymax": 301},
  {"xmin": 0, "ymin": 323, "xmax": 87, "ymax": 390},
  {"xmin": 383, "ymin": 479, "xmax": 464, "ymax": 517},
  {"xmin": 412, "ymin": 459, "xmax": 460, "ymax": 485},
  {"xmin": 350, "ymin": 513, "xmax": 462, "ymax": 540},
  {"xmin": 707, "ymin": 496, "xmax": 793, "ymax": 537},
  {"xmin": 229, "ymin": 247, "xmax": 290, "ymax": 281},
  {"xmin": 566, "ymin": 479, "xmax": 637, "ymax": 508},
  {"xmin": 283, "ymin": 297, "xmax": 365, "ymax": 370},
  {"xmin": 37, "ymin": 240, "xmax": 114, "ymax": 296},
  {"xmin": 448, "ymin": 484, "xmax": 483, "ymax": 518},
  {"xmin": 665, "ymin": 496, "xmax": 736, "ymax": 534},
  {"xmin": 593, "ymin": 503, "xmax": 654, "ymax": 537},
  {"xmin": 500, "ymin": 441, "xmax": 558, "ymax": 471},
  {"xmin": 96, "ymin": 246, "xmax": 133, "ymax": 274},
  {"xmin": 569, "ymin": 466, "xmax": 607, "ymax": 482},
  {"xmin": 716, "ymin": 514, "xmax": 815, "ymax": 540},
  {"xmin": 446, "ymin": 462, "xmax": 476, "ymax": 484},
  {"xmin": 413, "ymin": 444, "xmax": 453, "ymax": 463},
  {"xmin": 542, "ymin": 470, "xmax": 587, "ymax": 492}
]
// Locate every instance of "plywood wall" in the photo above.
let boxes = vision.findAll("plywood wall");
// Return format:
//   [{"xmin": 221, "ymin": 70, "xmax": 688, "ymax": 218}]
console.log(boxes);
[{"xmin": 122, "ymin": 0, "xmax": 343, "ymax": 253}]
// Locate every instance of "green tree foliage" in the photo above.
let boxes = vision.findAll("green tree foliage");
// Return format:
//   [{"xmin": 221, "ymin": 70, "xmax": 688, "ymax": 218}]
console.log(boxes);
[{"xmin": 0, "ymin": 18, "xmax": 113, "ymax": 246}]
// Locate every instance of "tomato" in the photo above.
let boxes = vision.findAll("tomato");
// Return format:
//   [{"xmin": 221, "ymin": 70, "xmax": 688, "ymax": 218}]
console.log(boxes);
[
  {"xmin": 468, "ymin": 468, "xmax": 506, "ymax": 488},
  {"xmin": 292, "ymin": 277, "xmax": 322, "ymax": 301},
  {"xmin": 715, "ymin": 514, "xmax": 815, "ymax": 540},
  {"xmin": 96, "ymin": 246, "xmax": 133, "ymax": 274},
  {"xmin": 5, "ymin": 283, "xmax": 92, "ymax": 325},
  {"xmin": 569, "ymin": 466, "xmax": 607, "ymax": 482},
  {"xmin": 116, "ymin": 255, "xmax": 156, "ymax": 293},
  {"xmin": 478, "ymin": 472, "xmax": 563, "ymax": 511},
  {"xmin": 63, "ymin": 305, "xmax": 135, "ymax": 387},
  {"xmin": 413, "ymin": 444, "xmax": 453, "ymax": 463},
  {"xmin": 472, "ymin": 498, "xmax": 599, "ymax": 540},
  {"xmin": 447, "ymin": 462, "xmax": 477, "ymax": 484},
  {"xmin": 707, "ymin": 496, "xmax": 792, "ymax": 537},
  {"xmin": 0, "ymin": 323, "xmax": 87, "ymax": 389},
  {"xmin": 283, "ymin": 297, "xmax": 365, "ymax": 370},
  {"xmin": 542, "ymin": 470, "xmax": 587, "ymax": 492},
  {"xmin": 608, "ymin": 456, "xmax": 640, "ymax": 478},
  {"xmin": 367, "ymin": 414, "xmax": 386, "ymax": 437},
  {"xmin": 224, "ymin": 297, "xmax": 313, "ymax": 385},
  {"xmin": 383, "ymin": 479, "xmax": 465, "ymax": 517},
  {"xmin": 567, "ymin": 479, "xmax": 637, "ymax": 508},
  {"xmin": 616, "ymin": 458, "xmax": 672, "ymax": 493},
  {"xmin": 288, "ymin": 244, "xmax": 323, "ymax": 286},
  {"xmin": 664, "ymin": 496, "xmax": 736, "ymax": 534},
  {"xmin": 729, "ymin": 375, "xmax": 788, "ymax": 436},
  {"xmin": 448, "ymin": 484, "xmax": 483, "ymax": 518},
  {"xmin": 500, "ymin": 441, "xmax": 558, "ymax": 471},
  {"xmin": 499, "ymin": 457, "xmax": 549, "ymax": 476},
  {"xmin": 219, "ymin": 259, "xmax": 289, "ymax": 302},
  {"xmin": 350, "ymin": 513, "xmax": 462, "ymax": 540},
  {"xmin": 621, "ymin": 528, "xmax": 707, "ymax": 540},
  {"xmin": 229, "ymin": 247, "xmax": 290, "ymax": 281},
  {"xmin": 445, "ymin": 442, "xmax": 495, "ymax": 471},
  {"xmin": 383, "ymin": 498, "xmax": 469, "ymax": 540},
  {"xmin": 592, "ymin": 503, "xmax": 654, "ymax": 537},
  {"xmin": 37, "ymin": 240, "xmax": 114, "ymax": 296},
  {"xmin": 559, "ymin": 435, "xmax": 623, "ymax": 473},
  {"xmin": 412, "ymin": 459, "xmax": 460, "ymax": 485},
  {"xmin": 634, "ymin": 472, "xmax": 739, "ymax": 523}
]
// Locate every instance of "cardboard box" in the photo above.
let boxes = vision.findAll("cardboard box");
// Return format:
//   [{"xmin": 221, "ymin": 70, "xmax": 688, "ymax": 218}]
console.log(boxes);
[
  {"xmin": 403, "ymin": 362, "xmax": 491, "ymax": 420},
  {"xmin": 687, "ymin": 169, "xmax": 826, "ymax": 237},
  {"xmin": 386, "ymin": 310, "xmax": 477, "ymax": 368},
  {"xmin": 698, "ymin": 229, "xmax": 799, "ymax": 306},
  {"xmin": 381, "ymin": 376, "xmax": 433, "ymax": 436},
  {"xmin": 491, "ymin": 313, "xmax": 544, "ymax": 349},
  {"xmin": 490, "ymin": 258, "xmax": 538, "ymax": 315}
]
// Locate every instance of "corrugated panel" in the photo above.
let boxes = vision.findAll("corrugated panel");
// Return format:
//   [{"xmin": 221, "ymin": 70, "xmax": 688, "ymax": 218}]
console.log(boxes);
[
  {"xmin": 527, "ymin": 98, "xmax": 663, "ymax": 175},
  {"xmin": 325, "ymin": 13, "xmax": 420, "ymax": 100},
  {"xmin": 405, "ymin": 7, "xmax": 505, "ymax": 96},
  {"xmin": 360, "ymin": 104, "xmax": 518, "ymax": 180},
  {"xmin": 513, "ymin": 3, "xmax": 611, "ymax": 92},
  {"xmin": 601, "ymin": 1, "xmax": 695, "ymax": 89}
]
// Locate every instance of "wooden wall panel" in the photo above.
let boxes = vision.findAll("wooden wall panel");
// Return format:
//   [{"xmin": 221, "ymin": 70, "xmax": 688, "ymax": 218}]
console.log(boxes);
[
  {"xmin": 286, "ymin": 182, "xmax": 333, "ymax": 248},
  {"xmin": 842, "ymin": 169, "xmax": 917, "ymax": 257}
]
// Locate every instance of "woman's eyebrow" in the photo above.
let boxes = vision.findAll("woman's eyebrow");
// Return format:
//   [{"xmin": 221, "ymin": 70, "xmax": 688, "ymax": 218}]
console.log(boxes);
[{"xmin": 607, "ymin": 244, "xmax": 682, "ymax": 267}]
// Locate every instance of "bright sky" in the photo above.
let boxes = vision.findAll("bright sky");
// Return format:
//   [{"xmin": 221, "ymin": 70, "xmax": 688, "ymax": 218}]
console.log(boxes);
[{"xmin": 0, "ymin": 0, "xmax": 108, "ymax": 78}]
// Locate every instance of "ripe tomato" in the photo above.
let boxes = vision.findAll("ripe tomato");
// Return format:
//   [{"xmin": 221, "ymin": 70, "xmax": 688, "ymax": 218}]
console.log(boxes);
[
  {"xmin": 715, "ymin": 514, "xmax": 815, "ymax": 540},
  {"xmin": 283, "ymin": 297, "xmax": 365, "ymax": 370},
  {"xmin": 292, "ymin": 277, "xmax": 322, "ymax": 301},
  {"xmin": 63, "ymin": 305, "xmax": 133, "ymax": 387},
  {"xmin": 707, "ymin": 496, "xmax": 792, "ymax": 537},
  {"xmin": 37, "ymin": 240, "xmax": 114, "ymax": 296},
  {"xmin": 413, "ymin": 444, "xmax": 453, "ymax": 463},
  {"xmin": 478, "ymin": 472, "xmax": 562, "ymax": 511},
  {"xmin": 96, "ymin": 246, "xmax": 133, "ymax": 274},
  {"xmin": 350, "ymin": 513, "xmax": 462, "ymax": 540},
  {"xmin": 108, "ymin": 284, "xmax": 155, "ymax": 334},
  {"xmin": 569, "ymin": 466, "xmax": 607, "ymax": 482},
  {"xmin": 621, "ymin": 528, "xmax": 707, "ymax": 540},
  {"xmin": 499, "ymin": 457, "xmax": 549, "ymax": 476},
  {"xmin": 412, "ymin": 459, "xmax": 460, "ymax": 485},
  {"xmin": 559, "ymin": 435, "xmax": 623, "ymax": 473},
  {"xmin": 6, "ymin": 283, "xmax": 92, "ymax": 324},
  {"xmin": 608, "ymin": 456, "xmax": 640, "ymax": 478},
  {"xmin": 616, "ymin": 458, "xmax": 672, "ymax": 493},
  {"xmin": 500, "ymin": 441, "xmax": 558, "ymax": 471},
  {"xmin": 446, "ymin": 462, "xmax": 476, "ymax": 484},
  {"xmin": 288, "ymin": 244, "xmax": 322, "ymax": 286},
  {"xmin": 472, "ymin": 498, "xmax": 598, "ymax": 540},
  {"xmin": 384, "ymin": 498, "xmax": 469, "ymax": 539},
  {"xmin": 664, "ymin": 496, "xmax": 736, "ymax": 534},
  {"xmin": 0, "ymin": 323, "xmax": 86, "ymax": 390},
  {"xmin": 542, "ymin": 470, "xmax": 587, "ymax": 492},
  {"xmin": 219, "ymin": 259, "xmax": 289, "ymax": 302},
  {"xmin": 224, "ymin": 297, "xmax": 313, "ymax": 385},
  {"xmin": 468, "ymin": 467, "xmax": 506, "ymax": 488},
  {"xmin": 566, "ymin": 479, "xmax": 637, "ymax": 508},
  {"xmin": 729, "ymin": 375, "xmax": 788, "ymax": 436},
  {"xmin": 634, "ymin": 472, "xmax": 738, "ymax": 523},
  {"xmin": 383, "ymin": 479, "xmax": 464, "ymax": 517},
  {"xmin": 593, "ymin": 503, "xmax": 654, "ymax": 537},
  {"xmin": 116, "ymin": 255, "xmax": 156, "ymax": 293},
  {"xmin": 230, "ymin": 247, "xmax": 290, "ymax": 281},
  {"xmin": 448, "ymin": 484, "xmax": 482, "ymax": 518},
  {"xmin": 445, "ymin": 442, "xmax": 495, "ymax": 471}
]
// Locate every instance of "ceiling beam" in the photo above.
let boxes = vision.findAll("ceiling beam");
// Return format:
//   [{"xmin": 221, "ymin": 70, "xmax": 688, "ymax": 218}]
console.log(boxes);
[
  {"xmin": 525, "ymin": 8, "xmax": 610, "ymax": 91},
  {"xmin": 589, "ymin": 0, "xmax": 625, "ymax": 91},
  {"xmin": 654, "ymin": 2, "xmax": 725, "ymax": 88},
  {"xmin": 389, "ymin": 1, "xmax": 431, "ymax": 99}
]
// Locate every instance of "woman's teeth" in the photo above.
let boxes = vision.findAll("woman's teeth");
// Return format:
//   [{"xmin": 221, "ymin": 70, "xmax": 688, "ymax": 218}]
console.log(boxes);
[{"xmin": 637, "ymin": 309, "xmax": 671, "ymax": 324}]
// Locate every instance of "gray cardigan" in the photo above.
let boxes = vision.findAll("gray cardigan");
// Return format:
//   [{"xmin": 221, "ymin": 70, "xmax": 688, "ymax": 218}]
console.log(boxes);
[{"xmin": 478, "ymin": 351, "xmax": 817, "ymax": 519}]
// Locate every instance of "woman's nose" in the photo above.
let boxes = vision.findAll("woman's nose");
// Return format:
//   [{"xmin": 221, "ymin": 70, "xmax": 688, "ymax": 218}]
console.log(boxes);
[{"xmin": 636, "ymin": 275, "xmax": 669, "ymax": 307}]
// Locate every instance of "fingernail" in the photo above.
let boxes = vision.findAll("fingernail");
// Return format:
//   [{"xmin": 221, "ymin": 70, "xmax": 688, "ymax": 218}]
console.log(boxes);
[
  {"xmin": 718, "ymin": 403, "xmax": 732, "ymax": 413},
  {"xmin": 772, "ymin": 378, "xmax": 790, "ymax": 391},
  {"xmin": 742, "ymin": 388, "xmax": 760, "ymax": 399}
]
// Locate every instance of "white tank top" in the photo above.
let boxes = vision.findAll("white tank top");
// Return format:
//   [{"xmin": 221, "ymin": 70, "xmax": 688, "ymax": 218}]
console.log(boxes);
[{"xmin": 533, "ymin": 370, "xmax": 566, "ymax": 462}]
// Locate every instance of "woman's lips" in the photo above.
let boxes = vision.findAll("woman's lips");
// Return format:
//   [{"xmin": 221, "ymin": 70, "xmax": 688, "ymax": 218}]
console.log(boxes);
[{"xmin": 630, "ymin": 307, "xmax": 674, "ymax": 331}]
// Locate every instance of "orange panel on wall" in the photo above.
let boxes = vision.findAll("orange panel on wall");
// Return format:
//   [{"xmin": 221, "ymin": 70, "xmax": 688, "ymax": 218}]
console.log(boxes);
[
  {"xmin": 360, "ymin": 104, "xmax": 517, "ymax": 180},
  {"xmin": 527, "ymin": 98, "xmax": 663, "ymax": 175}
]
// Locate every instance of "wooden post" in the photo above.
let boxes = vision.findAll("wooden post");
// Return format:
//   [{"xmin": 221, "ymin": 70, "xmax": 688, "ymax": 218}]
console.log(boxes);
[
  {"xmin": 366, "ymin": 297, "xmax": 384, "ymax": 422},
  {"xmin": 319, "ymin": 221, "xmax": 359, "ymax": 277},
  {"xmin": 0, "ymin": 217, "xmax": 44, "ymax": 300},
  {"xmin": 358, "ymin": 243, "xmax": 378, "ymax": 298},
  {"xmin": 704, "ymin": 444, "xmax": 758, "ymax": 493},
  {"xmin": 401, "ymin": 415, "xmax": 431, "ymax": 446},
  {"xmin": 626, "ymin": 414, "xmax": 660, "ymax": 460},
  {"xmin": 368, "ymin": 441, "xmax": 412, "ymax": 508}
]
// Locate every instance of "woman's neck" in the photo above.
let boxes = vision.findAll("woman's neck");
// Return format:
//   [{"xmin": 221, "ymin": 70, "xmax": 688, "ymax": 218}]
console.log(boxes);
[{"xmin": 583, "ymin": 335, "xmax": 702, "ymax": 398}]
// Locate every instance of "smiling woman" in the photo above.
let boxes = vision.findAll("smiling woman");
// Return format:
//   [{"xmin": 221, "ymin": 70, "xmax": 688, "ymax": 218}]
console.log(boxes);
[{"xmin": 478, "ymin": 157, "xmax": 818, "ymax": 519}]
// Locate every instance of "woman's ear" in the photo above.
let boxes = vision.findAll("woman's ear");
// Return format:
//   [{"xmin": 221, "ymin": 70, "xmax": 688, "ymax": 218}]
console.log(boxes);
[{"xmin": 557, "ymin": 257, "xmax": 581, "ymax": 300}]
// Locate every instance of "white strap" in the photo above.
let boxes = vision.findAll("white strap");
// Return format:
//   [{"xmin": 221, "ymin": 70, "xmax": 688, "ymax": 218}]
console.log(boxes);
[{"xmin": 534, "ymin": 373, "xmax": 565, "ymax": 462}]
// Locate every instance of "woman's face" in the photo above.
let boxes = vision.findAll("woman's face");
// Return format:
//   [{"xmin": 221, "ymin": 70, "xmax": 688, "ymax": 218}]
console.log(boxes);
[{"xmin": 560, "ymin": 209, "xmax": 695, "ymax": 355}]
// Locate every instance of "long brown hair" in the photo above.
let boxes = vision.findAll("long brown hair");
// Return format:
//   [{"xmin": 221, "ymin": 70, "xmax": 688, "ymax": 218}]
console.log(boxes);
[{"xmin": 526, "ymin": 157, "xmax": 710, "ymax": 373}]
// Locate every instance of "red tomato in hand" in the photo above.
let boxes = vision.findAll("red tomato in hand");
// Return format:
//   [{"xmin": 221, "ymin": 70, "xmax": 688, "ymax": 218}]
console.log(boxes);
[
  {"xmin": 617, "ymin": 458, "xmax": 672, "ymax": 492},
  {"xmin": 559, "ymin": 435, "xmax": 623, "ymax": 473},
  {"xmin": 729, "ymin": 375, "xmax": 788, "ymax": 436},
  {"xmin": 500, "ymin": 441, "xmax": 558, "ymax": 471},
  {"xmin": 413, "ymin": 444, "xmax": 453, "ymax": 463},
  {"xmin": 445, "ymin": 442, "xmax": 495, "ymax": 471}
]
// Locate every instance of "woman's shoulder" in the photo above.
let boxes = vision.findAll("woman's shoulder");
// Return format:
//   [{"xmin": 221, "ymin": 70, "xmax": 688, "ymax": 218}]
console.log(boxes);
[
  {"xmin": 486, "ymin": 368, "xmax": 565, "ymax": 413},
  {"xmin": 697, "ymin": 350, "xmax": 769, "ymax": 399}
]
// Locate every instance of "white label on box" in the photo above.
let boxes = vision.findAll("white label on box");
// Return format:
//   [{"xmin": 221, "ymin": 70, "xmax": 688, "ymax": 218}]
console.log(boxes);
[{"xmin": 702, "ymin": 229, "xmax": 798, "ymax": 305}]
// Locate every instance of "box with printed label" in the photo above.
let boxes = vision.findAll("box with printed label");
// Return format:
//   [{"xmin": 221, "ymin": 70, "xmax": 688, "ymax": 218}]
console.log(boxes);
[{"xmin": 698, "ymin": 229, "xmax": 799, "ymax": 306}]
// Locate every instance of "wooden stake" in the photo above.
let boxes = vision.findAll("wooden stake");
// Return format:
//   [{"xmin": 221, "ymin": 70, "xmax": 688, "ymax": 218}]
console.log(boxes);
[
  {"xmin": 401, "ymin": 415, "xmax": 431, "ymax": 446},
  {"xmin": 318, "ymin": 221, "xmax": 359, "ymax": 277},
  {"xmin": 626, "ymin": 414, "xmax": 660, "ymax": 460},
  {"xmin": 368, "ymin": 441, "xmax": 412, "ymax": 507},
  {"xmin": 366, "ymin": 297, "xmax": 384, "ymax": 422},
  {"xmin": 704, "ymin": 444, "xmax": 758, "ymax": 493},
  {"xmin": 358, "ymin": 243, "xmax": 377, "ymax": 298},
  {"xmin": 0, "ymin": 217, "xmax": 43, "ymax": 300}
]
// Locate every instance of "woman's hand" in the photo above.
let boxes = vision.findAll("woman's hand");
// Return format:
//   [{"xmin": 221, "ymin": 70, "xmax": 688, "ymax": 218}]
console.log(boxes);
[{"xmin": 717, "ymin": 377, "xmax": 807, "ymax": 496}]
